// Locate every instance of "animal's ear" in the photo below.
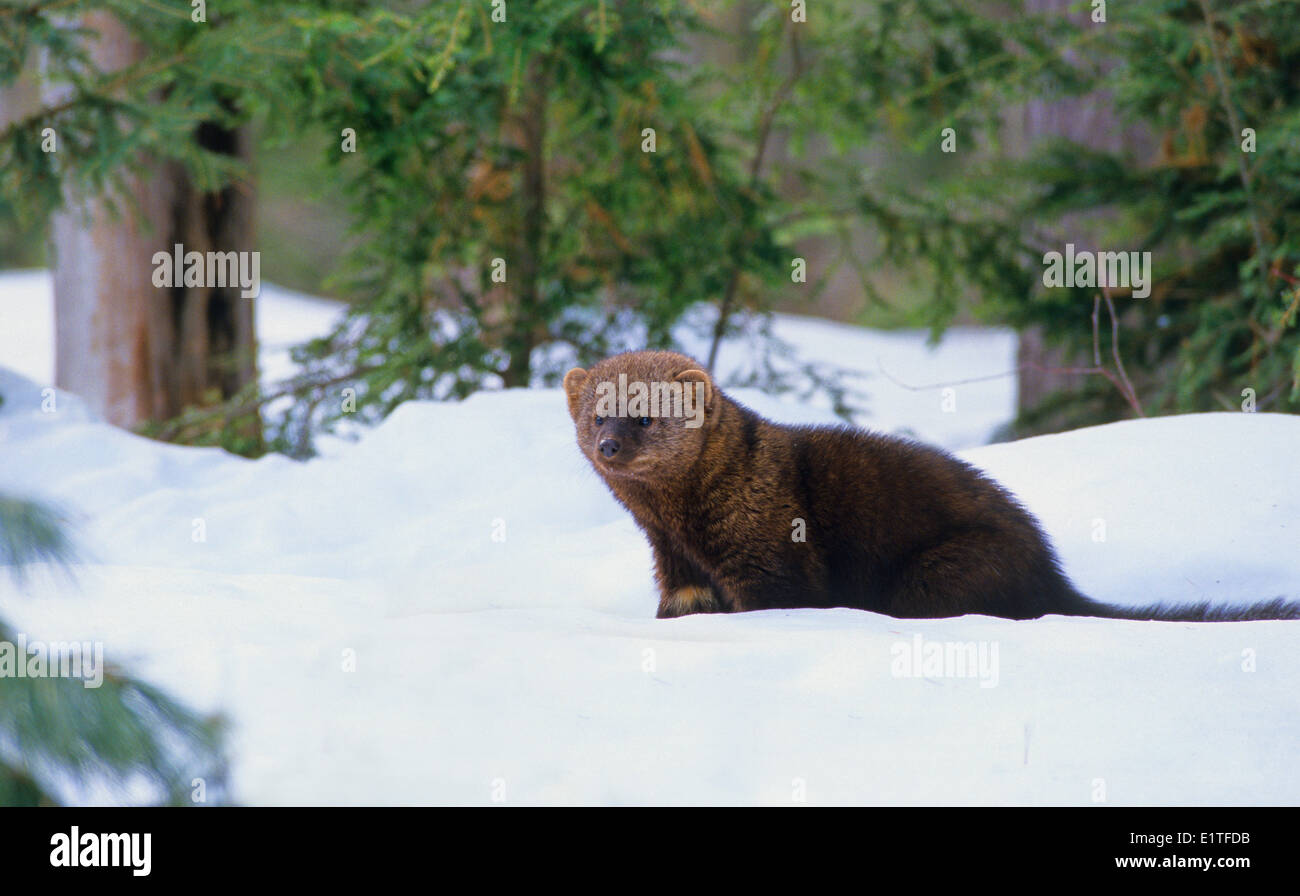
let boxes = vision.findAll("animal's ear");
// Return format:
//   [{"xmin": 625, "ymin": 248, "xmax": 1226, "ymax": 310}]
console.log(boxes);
[
  {"xmin": 674, "ymin": 368, "xmax": 713, "ymax": 410},
  {"xmin": 563, "ymin": 367, "xmax": 589, "ymax": 422}
]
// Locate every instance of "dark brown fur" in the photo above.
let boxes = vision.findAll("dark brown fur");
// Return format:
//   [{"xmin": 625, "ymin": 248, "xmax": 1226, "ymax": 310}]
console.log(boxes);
[{"xmin": 565, "ymin": 351, "xmax": 1299, "ymax": 622}]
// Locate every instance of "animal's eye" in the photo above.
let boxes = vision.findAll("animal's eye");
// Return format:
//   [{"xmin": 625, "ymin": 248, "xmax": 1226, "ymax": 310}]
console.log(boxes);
[
  {"xmin": 638, "ymin": 416, "xmax": 652, "ymax": 427},
  {"xmin": 594, "ymin": 415, "xmax": 605, "ymax": 426}
]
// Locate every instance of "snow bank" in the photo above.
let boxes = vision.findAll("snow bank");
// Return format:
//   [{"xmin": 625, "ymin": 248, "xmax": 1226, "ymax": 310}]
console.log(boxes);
[{"xmin": 1, "ymin": 357, "xmax": 1297, "ymax": 805}]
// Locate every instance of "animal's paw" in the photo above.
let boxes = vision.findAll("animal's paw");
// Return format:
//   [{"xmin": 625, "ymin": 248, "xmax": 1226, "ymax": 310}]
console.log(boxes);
[{"xmin": 656, "ymin": 586, "xmax": 721, "ymax": 618}]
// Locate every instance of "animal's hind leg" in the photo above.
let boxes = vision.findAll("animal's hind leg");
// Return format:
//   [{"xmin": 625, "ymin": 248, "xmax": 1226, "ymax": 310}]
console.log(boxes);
[{"xmin": 886, "ymin": 527, "xmax": 1056, "ymax": 620}]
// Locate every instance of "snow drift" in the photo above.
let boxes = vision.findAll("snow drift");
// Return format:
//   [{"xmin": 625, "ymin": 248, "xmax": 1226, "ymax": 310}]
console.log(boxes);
[
  {"xmin": 1, "ymin": 271, "xmax": 1296, "ymax": 805},
  {"xmin": 1, "ymin": 367, "xmax": 1297, "ymax": 804}
]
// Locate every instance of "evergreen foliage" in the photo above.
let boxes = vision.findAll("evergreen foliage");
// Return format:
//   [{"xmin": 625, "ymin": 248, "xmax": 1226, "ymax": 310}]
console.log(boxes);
[{"xmin": 0, "ymin": 492, "xmax": 227, "ymax": 805}]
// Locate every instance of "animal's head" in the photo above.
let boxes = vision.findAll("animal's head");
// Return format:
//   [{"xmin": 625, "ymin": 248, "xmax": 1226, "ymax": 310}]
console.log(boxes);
[{"xmin": 564, "ymin": 351, "xmax": 716, "ymax": 480}]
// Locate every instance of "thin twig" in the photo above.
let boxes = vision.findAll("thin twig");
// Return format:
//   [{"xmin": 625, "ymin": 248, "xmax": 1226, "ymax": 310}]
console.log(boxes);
[
  {"xmin": 1090, "ymin": 295, "xmax": 1102, "ymax": 367},
  {"xmin": 1101, "ymin": 286, "xmax": 1141, "ymax": 414}
]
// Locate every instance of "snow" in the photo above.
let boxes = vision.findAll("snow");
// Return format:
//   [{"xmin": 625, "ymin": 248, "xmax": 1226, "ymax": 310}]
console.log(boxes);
[{"xmin": 1, "ymin": 270, "xmax": 1297, "ymax": 806}]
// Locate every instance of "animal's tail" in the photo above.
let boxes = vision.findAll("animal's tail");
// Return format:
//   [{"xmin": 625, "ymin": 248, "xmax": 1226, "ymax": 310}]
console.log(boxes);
[{"xmin": 1058, "ymin": 592, "xmax": 1300, "ymax": 622}]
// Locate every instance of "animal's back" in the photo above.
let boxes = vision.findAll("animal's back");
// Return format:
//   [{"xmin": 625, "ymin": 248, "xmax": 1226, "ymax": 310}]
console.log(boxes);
[{"xmin": 753, "ymin": 420, "xmax": 1084, "ymax": 618}]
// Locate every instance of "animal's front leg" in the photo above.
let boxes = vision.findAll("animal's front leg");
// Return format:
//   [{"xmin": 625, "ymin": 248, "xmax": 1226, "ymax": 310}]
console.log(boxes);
[{"xmin": 649, "ymin": 532, "xmax": 723, "ymax": 618}]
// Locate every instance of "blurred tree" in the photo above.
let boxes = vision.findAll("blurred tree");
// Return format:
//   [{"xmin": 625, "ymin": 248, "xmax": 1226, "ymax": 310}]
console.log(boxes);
[
  {"xmin": 897, "ymin": 0, "xmax": 1300, "ymax": 429},
  {"xmin": 6, "ymin": 1, "xmax": 1295, "ymax": 451},
  {"xmin": 0, "ymin": 493, "xmax": 227, "ymax": 806},
  {"xmin": 1, "ymin": 4, "xmax": 259, "ymax": 439},
  {"xmin": 758, "ymin": 0, "xmax": 1300, "ymax": 431},
  {"xmin": 1005, "ymin": 0, "xmax": 1300, "ymax": 426},
  {"xmin": 263, "ymin": 0, "xmax": 1078, "ymax": 449},
  {"xmin": 1011, "ymin": 0, "xmax": 1158, "ymax": 432},
  {"xmin": 267, "ymin": 0, "xmax": 793, "ymax": 448}
]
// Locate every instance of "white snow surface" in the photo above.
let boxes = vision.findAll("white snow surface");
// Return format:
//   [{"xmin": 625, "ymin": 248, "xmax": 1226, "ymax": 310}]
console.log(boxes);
[{"xmin": 1, "ymin": 270, "xmax": 1297, "ymax": 805}]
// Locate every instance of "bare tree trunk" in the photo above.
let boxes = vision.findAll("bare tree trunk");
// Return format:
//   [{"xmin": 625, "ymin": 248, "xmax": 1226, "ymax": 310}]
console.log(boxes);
[{"xmin": 47, "ymin": 13, "xmax": 256, "ymax": 431}]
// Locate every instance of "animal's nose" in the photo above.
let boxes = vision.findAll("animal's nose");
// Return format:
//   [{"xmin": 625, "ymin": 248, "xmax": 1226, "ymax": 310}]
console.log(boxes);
[{"xmin": 599, "ymin": 438, "xmax": 620, "ymax": 458}]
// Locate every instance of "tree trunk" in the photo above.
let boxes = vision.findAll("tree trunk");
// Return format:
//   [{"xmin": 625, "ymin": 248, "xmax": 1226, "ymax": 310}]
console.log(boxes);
[
  {"xmin": 501, "ymin": 63, "xmax": 548, "ymax": 389},
  {"xmin": 1013, "ymin": 0, "xmax": 1156, "ymax": 433},
  {"xmin": 48, "ymin": 12, "xmax": 256, "ymax": 431}
]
